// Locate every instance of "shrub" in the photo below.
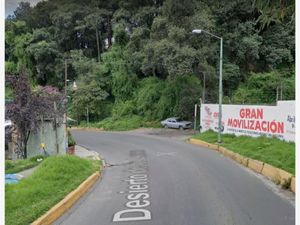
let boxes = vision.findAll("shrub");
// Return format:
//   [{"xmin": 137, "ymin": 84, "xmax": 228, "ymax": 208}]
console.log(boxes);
[
  {"xmin": 68, "ymin": 131, "xmax": 76, "ymax": 147},
  {"xmin": 112, "ymin": 100, "xmax": 136, "ymax": 118},
  {"xmin": 134, "ymin": 77, "xmax": 165, "ymax": 120}
]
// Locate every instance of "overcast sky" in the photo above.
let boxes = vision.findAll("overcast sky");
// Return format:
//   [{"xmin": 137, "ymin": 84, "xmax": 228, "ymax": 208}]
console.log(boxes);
[{"xmin": 5, "ymin": 0, "xmax": 42, "ymax": 17}]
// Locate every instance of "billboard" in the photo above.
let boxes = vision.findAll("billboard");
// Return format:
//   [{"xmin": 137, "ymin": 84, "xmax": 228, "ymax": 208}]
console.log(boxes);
[{"xmin": 200, "ymin": 101, "xmax": 295, "ymax": 142}]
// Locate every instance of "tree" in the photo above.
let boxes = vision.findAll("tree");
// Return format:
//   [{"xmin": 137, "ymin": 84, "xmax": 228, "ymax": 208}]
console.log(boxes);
[
  {"xmin": 75, "ymin": 8, "xmax": 112, "ymax": 62},
  {"xmin": 5, "ymin": 71, "xmax": 64, "ymax": 158},
  {"xmin": 71, "ymin": 81, "xmax": 109, "ymax": 121},
  {"xmin": 13, "ymin": 2, "xmax": 33, "ymax": 26},
  {"xmin": 231, "ymin": 71, "xmax": 294, "ymax": 104},
  {"xmin": 253, "ymin": 0, "xmax": 295, "ymax": 30},
  {"xmin": 26, "ymin": 40, "xmax": 64, "ymax": 86},
  {"xmin": 4, "ymin": 0, "xmax": 295, "ymax": 123}
]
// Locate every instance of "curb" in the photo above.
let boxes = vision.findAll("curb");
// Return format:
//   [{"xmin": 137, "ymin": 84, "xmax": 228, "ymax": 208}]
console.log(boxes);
[
  {"xmin": 31, "ymin": 171, "xmax": 101, "ymax": 225},
  {"xmin": 75, "ymin": 145, "xmax": 102, "ymax": 161},
  {"xmin": 189, "ymin": 138, "xmax": 295, "ymax": 193},
  {"xmin": 189, "ymin": 138, "xmax": 219, "ymax": 151},
  {"xmin": 69, "ymin": 127, "xmax": 104, "ymax": 132}
]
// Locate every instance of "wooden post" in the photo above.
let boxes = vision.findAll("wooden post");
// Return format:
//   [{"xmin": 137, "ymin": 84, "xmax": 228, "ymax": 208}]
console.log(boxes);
[{"xmin": 54, "ymin": 102, "xmax": 59, "ymax": 154}]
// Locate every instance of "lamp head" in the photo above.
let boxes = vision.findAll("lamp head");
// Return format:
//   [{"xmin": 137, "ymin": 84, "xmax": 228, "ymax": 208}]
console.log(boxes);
[
  {"xmin": 72, "ymin": 81, "xmax": 78, "ymax": 90},
  {"xmin": 192, "ymin": 29, "xmax": 202, "ymax": 34}
]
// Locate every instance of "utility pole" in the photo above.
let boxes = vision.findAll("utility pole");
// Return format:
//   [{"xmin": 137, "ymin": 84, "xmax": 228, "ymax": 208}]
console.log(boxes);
[
  {"xmin": 86, "ymin": 107, "xmax": 89, "ymax": 126},
  {"xmin": 194, "ymin": 104, "xmax": 197, "ymax": 130},
  {"xmin": 202, "ymin": 73, "xmax": 206, "ymax": 104},
  {"xmin": 192, "ymin": 29, "xmax": 223, "ymax": 143},
  {"xmin": 65, "ymin": 59, "xmax": 67, "ymax": 96},
  {"xmin": 54, "ymin": 102, "xmax": 59, "ymax": 154},
  {"xmin": 199, "ymin": 98, "xmax": 202, "ymax": 133},
  {"xmin": 280, "ymin": 82, "xmax": 283, "ymax": 100},
  {"xmin": 218, "ymin": 37, "xmax": 223, "ymax": 143},
  {"xmin": 64, "ymin": 59, "xmax": 68, "ymax": 152}
]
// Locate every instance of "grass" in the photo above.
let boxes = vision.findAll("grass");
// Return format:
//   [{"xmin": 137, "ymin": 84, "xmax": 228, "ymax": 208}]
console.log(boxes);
[
  {"xmin": 192, "ymin": 130, "xmax": 295, "ymax": 175},
  {"xmin": 79, "ymin": 115, "xmax": 161, "ymax": 131},
  {"xmin": 5, "ymin": 155, "xmax": 101, "ymax": 225},
  {"xmin": 5, "ymin": 155, "xmax": 46, "ymax": 174}
]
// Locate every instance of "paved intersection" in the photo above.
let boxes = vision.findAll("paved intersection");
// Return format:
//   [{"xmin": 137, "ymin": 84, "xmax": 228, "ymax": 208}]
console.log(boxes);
[{"xmin": 54, "ymin": 130, "xmax": 295, "ymax": 225}]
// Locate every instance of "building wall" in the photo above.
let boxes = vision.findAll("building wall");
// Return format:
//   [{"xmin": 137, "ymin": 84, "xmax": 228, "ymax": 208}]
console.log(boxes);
[{"xmin": 26, "ymin": 121, "xmax": 67, "ymax": 157}]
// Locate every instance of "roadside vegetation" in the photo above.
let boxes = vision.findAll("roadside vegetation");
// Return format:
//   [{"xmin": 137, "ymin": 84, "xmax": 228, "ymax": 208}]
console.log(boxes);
[
  {"xmin": 5, "ymin": 0, "xmax": 295, "ymax": 127},
  {"xmin": 193, "ymin": 130, "xmax": 295, "ymax": 174},
  {"xmin": 5, "ymin": 155, "xmax": 101, "ymax": 225},
  {"xmin": 5, "ymin": 155, "xmax": 46, "ymax": 174},
  {"xmin": 78, "ymin": 115, "xmax": 161, "ymax": 131}
]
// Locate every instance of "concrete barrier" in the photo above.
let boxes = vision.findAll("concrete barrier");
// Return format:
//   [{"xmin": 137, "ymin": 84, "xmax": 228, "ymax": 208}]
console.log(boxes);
[
  {"xmin": 278, "ymin": 169, "xmax": 293, "ymax": 187},
  {"xmin": 223, "ymin": 149, "xmax": 236, "ymax": 160},
  {"xmin": 218, "ymin": 146, "xmax": 226, "ymax": 154},
  {"xmin": 241, "ymin": 157, "xmax": 249, "ymax": 167},
  {"xmin": 291, "ymin": 177, "xmax": 295, "ymax": 193},
  {"xmin": 233, "ymin": 153, "xmax": 243, "ymax": 164},
  {"xmin": 247, "ymin": 159, "xmax": 264, "ymax": 174},
  {"xmin": 261, "ymin": 163, "xmax": 280, "ymax": 184},
  {"xmin": 31, "ymin": 172, "xmax": 100, "ymax": 225}
]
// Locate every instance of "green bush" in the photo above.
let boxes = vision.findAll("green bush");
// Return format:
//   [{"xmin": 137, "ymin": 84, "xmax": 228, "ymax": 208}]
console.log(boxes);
[
  {"xmin": 97, "ymin": 115, "xmax": 144, "ymax": 131},
  {"xmin": 67, "ymin": 131, "xmax": 76, "ymax": 146},
  {"xmin": 112, "ymin": 100, "xmax": 136, "ymax": 118},
  {"xmin": 156, "ymin": 75, "xmax": 201, "ymax": 120},
  {"xmin": 134, "ymin": 77, "xmax": 165, "ymax": 120},
  {"xmin": 232, "ymin": 71, "xmax": 295, "ymax": 104}
]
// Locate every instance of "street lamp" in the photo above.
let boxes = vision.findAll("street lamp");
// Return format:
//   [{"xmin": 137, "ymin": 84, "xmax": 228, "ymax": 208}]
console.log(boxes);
[
  {"xmin": 64, "ymin": 59, "xmax": 78, "ymax": 151},
  {"xmin": 192, "ymin": 29, "xmax": 223, "ymax": 143},
  {"xmin": 65, "ymin": 80, "xmax": 77, "ymax": 122}
]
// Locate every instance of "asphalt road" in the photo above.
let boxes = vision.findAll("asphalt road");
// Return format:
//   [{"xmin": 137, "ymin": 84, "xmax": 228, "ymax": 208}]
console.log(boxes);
[{"xmin": 55, "ymin": 130, "xmax": 295, "ymax": 225}]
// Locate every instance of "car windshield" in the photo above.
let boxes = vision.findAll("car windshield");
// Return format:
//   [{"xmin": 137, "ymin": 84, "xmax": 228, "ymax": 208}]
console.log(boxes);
[{"xmin": 175, "ymin": 118, "xmax": 183, "ymax": 122}]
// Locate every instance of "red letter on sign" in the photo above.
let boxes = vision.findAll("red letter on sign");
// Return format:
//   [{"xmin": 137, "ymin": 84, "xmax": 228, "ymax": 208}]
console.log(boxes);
[
  {"xmin": 245, "ymin": 109, "xmax": 251, "ymax": 118},
  {"xmin": 257, "ymin": 108, "xmax": 263, "ymax": 119},
  {"xmin": 240, "ymin": 109, "xmax": 245, "ymax": 118}
]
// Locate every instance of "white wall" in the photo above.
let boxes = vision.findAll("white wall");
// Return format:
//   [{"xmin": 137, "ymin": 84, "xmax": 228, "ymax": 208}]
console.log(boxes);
[
  {"xmin": 27, "ymin": 121, "xmax": 67, "ymax": 157},
  {"xmin": 200, "ymin": 101, "xmax": 295, "ymax": 142}
]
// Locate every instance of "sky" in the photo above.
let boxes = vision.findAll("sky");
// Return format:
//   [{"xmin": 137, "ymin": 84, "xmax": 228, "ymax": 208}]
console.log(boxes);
[{"xmin": 5, "ymin": 0, "xmax": 42, "ymax": 17}]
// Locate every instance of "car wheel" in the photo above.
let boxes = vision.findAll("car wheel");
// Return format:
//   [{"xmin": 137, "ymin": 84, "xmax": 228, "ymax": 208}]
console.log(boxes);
[
  {"xmin": 164, "ymin": 125, "xmax": 168, "ymax": 129},
  {"xmin": 179, "ymin": 126, "xmax": 183, "ymax": 131}
]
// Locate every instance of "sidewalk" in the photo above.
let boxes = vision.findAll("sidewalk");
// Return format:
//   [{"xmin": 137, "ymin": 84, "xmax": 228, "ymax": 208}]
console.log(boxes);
[{"xmin": 74, "ymin": 145, "xmax": 101, "ymax": 161}]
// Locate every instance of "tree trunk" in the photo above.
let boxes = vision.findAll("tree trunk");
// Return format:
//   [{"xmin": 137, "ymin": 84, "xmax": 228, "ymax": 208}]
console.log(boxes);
[
  {"xmin": 23, "ymin": 130, "xmax": 31, "ymax": 158},
  {"xmin": 107, "ymin": 18, "xmax": 113, "ymax": 48},
  {"xmin": 96, "ymin": 27, "xmax": 101, "ymax": 62},
  {"xmin": 152, "ymin": 67, "xmax": 156, "ymax": 76},
  {"xmin": 98, "ymin": 29, "xmax": 104, "ymax": 54}
]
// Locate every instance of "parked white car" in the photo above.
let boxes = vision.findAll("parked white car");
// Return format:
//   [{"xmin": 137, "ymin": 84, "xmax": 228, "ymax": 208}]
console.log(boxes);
[{"xmin": 160, "ymin": 117, "xmax": 192, "ymax": 130}]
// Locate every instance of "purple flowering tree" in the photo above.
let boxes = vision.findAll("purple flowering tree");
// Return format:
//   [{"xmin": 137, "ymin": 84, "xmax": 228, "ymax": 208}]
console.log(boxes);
[{"xmin": 5, "ymin": 71, "xmax": 65, "ymax": 158}]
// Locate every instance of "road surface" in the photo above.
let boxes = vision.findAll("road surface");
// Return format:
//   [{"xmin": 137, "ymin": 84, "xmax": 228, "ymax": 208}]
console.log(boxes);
[{"xmin": 55, "ymin": 130, "xmax": 295, "ymax": 225}]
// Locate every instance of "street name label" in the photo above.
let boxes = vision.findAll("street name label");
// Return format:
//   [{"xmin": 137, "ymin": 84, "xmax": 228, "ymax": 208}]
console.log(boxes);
[{"xmin": 113, "ymin": 150, "xmax": 152, "ymax": 222}]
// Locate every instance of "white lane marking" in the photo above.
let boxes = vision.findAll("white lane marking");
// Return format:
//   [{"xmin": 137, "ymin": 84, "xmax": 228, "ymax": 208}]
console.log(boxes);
[
  {"xmin": 113, "ymin": 150, "xmax": 152, "ymax": 222},
  {"xmin": 113, "ymin": 209, "xmax": 151, "ymax": 222}
]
